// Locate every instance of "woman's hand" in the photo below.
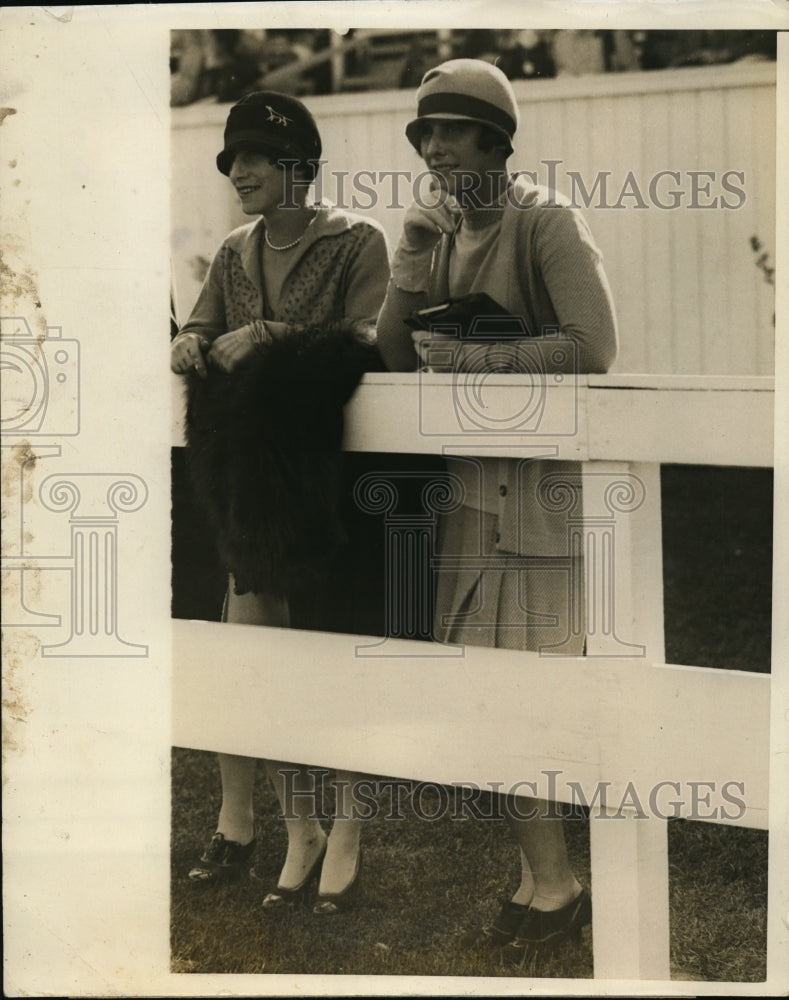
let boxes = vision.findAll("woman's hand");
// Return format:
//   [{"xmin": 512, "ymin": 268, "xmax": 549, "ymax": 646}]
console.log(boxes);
[
  {"xmin": 171, "ymin": 331, "xmax": 210, "ymax": 378},
  {"xmin": 206, "ymin": 325, "xmax": 261, "ymax": 374},
  {"xmin": 411, "ymin": 329, "xmax": 460, "ymax": 372},
  {"xmin": 400, "ymin": 185, "xmax": 461, "ymax": 252},
  {"xmin": 391, "ymin": 184, "xmax": 461, "ymax": 293},
  {"xmin": 411, "ymin": 329, "xmax": 517, "ymax": 374}
]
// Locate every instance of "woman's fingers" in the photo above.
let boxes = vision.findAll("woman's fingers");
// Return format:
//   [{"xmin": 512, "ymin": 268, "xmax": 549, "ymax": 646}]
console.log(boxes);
[
  {"xmin": 206, "ymin": 327, "xmax": 255, "ymax": 373},
  {"xmin": 410, "ymin": 328, "xmax": 430, "ymax": 357},
  {"xmin": 171, "ymin": 333, "xmax": 208, "ymax": 377},
  {"xmin": 402, "ymin": 186, "xmax": 461, "ymax": 246},
  {"xmin": 424, "ymin": 179, "xmax": 462, "ymax": 232},
  {"xmin": 408, "ymin": 202, "xmax": 458, "ymax": 239},
  {"xmin": 411, "ymin": 330, "xmax": 459, "ymax": 372},
  {"xmin": 410, "ymin": 328, "xmax": 457, "ymax": 365}
]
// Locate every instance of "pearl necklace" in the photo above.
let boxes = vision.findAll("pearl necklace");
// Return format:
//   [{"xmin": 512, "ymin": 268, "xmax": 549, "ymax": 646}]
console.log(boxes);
[{"xmin": 264, "ymin": 210, "xmax": 317, "ymax": 252}]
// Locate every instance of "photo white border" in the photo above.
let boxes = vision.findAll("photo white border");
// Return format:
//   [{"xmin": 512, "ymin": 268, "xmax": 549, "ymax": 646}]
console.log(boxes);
[{"xmin": 2, "ymin": 3, "xmax": 787, "ymax": 996}]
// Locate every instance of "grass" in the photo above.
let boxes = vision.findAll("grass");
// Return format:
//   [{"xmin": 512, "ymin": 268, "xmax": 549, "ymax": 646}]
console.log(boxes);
[
  {"xmin": 661, "ymin": 465, "xmax": 772, "ymax": 673},
  {"xmin": 171, "ymin": 464, "xmax": 772, "ymax": 982},
  {"xmin": 171, "ymin": 751, "xmax": 767, "ymax": 981},
  {"xmin": 172, "ymin": 755, "xmax": 597, "ymax": 979}
]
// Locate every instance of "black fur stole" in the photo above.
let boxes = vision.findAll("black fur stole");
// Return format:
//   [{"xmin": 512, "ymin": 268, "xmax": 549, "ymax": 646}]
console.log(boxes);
[{"xmin": 184, "ymin": 322, "xmax": 384, "ymax": 597}]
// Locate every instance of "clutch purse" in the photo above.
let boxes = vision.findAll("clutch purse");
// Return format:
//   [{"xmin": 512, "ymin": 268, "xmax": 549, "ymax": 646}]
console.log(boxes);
[{"xmin": 404, "ymin": 292, "xmax": 531, "ymax": 340}]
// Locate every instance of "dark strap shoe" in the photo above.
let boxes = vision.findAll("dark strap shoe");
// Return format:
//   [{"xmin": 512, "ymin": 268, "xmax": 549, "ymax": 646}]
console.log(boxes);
[
  {"xmin": 501, "ymin": 888, "xmax": 592, "ymax": 966},
  {"xmin": 460, "ymin": 898, "xmax": 531, "ymax": 950},
  {"xmin": 312, "ymin": 849, "xmax": 363, "ymax": 916},
  {"xmin": 188, "ymin": 831, "xmax": 256, "ymax": 884},
  {"xmin": 259, "ymin": 839, "xmax": 328, "ymax": 911}
]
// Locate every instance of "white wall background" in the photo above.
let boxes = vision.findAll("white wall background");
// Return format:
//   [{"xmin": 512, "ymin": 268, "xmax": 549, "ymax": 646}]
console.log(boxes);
[{"xmin": 172, "ymin": 61, "xmax": 776, "ymax": 376}]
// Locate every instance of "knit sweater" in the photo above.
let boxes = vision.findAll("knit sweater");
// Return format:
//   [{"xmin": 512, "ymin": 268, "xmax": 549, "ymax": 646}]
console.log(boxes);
[
  {"xmin": 179, "ymin": 203, "xmax": 390, "ymax": 340},
  {"xmin": 178, "ymin": 205, "xmax": 390, "ymax": 597},
  {"xmin": 377, "ymin": 176, "xmax": 618, "ymax": 556},
  {"xmin": 378, "ymin": 177, "xmax": 617, "ymax": 373}
]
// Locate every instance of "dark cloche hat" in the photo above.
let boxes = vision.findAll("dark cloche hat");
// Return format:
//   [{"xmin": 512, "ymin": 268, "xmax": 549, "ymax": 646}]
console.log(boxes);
[{"xmin": 216, "ymin": 91, "xmax": 323, "ymax": 178}]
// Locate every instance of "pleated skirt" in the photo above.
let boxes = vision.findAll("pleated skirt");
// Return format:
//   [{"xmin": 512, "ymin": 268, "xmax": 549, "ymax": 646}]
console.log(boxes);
[{"xmin": 434, "ymin": 505, "xmax": 585, "ymax": 654}]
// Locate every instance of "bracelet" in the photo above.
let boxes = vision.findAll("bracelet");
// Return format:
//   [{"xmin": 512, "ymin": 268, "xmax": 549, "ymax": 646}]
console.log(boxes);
[
  {"xmin": 391, "ymin": 277, "xmax": 429, "ymax": 295},
  {"xmin": 247, "ymin": 320, "xmax": 269, "ymax": 349},
  {"xmin": 172, "ymin": 330, "xmax": 196, "ymax": 347}
]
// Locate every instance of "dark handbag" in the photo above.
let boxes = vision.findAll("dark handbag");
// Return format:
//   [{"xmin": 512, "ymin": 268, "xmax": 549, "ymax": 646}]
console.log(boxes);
[{"xmin": 404, "ymin": 292, "xmax": 531, "ymax": 340}]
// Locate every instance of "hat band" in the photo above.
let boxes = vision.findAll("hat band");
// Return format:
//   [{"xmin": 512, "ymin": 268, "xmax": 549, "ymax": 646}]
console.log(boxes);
[
  {"xmin": 224, "ymin": 103, "xmax": 321, "ymax": 156},
  {"xmin": 417, "ymin": 92, "xmax": 516, "ymax": 138},
  {"xmin": 223, "ymin": 129, "xmax": 303, "ymax": 156}
]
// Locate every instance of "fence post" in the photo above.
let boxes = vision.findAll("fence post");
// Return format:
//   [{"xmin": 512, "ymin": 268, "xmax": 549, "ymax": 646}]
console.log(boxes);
[
  {"xmin": 589, "ymin": 806, "xmax": 671, "ymax": 979},
  {"xmin": 585, "ymin": 460, "xmax": 670, "ymax": 979}
]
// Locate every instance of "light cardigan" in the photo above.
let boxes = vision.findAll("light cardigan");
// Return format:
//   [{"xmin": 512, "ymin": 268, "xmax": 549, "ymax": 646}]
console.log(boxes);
[
  {"xmin": 377, "ymin": 176, "xmax": 618, "ymax": 557},
  {"xmin": 177, "ymin": 203, "xmax": 390, "ymax": 343}
]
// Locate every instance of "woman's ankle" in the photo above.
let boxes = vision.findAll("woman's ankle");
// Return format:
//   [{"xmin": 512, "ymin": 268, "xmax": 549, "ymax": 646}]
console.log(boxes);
[
  {"xmin": 530, "ymin": 877, "xmax": 583, "ymax": 912},
  {"xmin": 216, "ymin": 813, "xmax": 255, "ymax": 846},
  {"xmin": 511, "ymin": 885, "xmax": 535, "ymax": 906},
  {"xmin": 326, "ymin": 818, "xmax": 362, "ymax": 855}
]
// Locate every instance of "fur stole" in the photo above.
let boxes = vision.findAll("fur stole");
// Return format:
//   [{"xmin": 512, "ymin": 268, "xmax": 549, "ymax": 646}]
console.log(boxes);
[{"xmin": 185, "ymin": 322, "xmax": 384, "ymax": 597}]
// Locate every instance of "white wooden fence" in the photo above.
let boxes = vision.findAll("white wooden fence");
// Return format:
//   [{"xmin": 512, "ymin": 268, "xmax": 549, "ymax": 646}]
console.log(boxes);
[
  {"xmin": 171, "ymin": 372, "xmax": 773, "ymax": 982},
  {"xmin": 172, "ymin": 62, "xmax": 776, "ymax": 377}
]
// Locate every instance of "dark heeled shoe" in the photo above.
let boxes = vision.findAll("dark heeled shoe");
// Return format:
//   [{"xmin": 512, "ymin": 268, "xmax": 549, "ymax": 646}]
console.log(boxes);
[
  {"xmin": 188, "ymin": 830, "xmax": 256, "ymax": 884},
  {"xmin": 460, "ymin": 898, "xmax": 531, "ymax": 950},
  {"xmin": 312, "ymin": 851, "xmax": 363, "ymax": 915},
  {"xmin": 259, "ymin": 840, "xmax": 327, "ymax": 911},
  {"xmin": 500, "ymin": 888, "xmax": 592, "ymax": 966}
]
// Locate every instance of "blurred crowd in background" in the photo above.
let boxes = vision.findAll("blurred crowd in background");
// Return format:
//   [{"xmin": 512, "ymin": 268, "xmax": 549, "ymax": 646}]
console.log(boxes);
[{"xmin": 171, "ymin": 28, "xmax": 778, "ymax": 107}]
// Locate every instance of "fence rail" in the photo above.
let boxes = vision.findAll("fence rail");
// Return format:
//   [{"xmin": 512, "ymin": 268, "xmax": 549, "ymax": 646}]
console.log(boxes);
[
  {"xmin": 171, "ymin": 373, "xmax": 773, "ymax": 981},
  {"xmin": 172, "ymin": 372, "xmax": 775, "ymax": 464}
]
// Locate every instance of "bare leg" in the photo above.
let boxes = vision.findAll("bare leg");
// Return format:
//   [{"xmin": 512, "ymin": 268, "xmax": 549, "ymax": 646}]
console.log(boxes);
[
  {"xmin": 442, "ymin": 517, "xmax": 586, "ymax": 943},
  {"xmin": 225, "ymin": 584, "xmax": 290, "ymax": 628},
  {"xmin": 265, "ymin": 761, "xmax": 327, "ymax": 889},
  {"xmin": 510, "ymin": 846, "xmax": 536, "ymax": 905},
  {"xmin": 216, "ymin": 584, "xmax": 291, "ymax": 845},
  {"xmin": 509, "ymin": 568, "xmax": 584, "ymax": 909},
  {"xmin": 216, "ymin": 754, "xmax": 257, "ymax": 844},
  {"xmin": 506, "ymin": 796, "xmax": 581, "ymax": 910},
  {"xmin": 319, "ymin": 770, "xmax": 365, "ymax": 895}
]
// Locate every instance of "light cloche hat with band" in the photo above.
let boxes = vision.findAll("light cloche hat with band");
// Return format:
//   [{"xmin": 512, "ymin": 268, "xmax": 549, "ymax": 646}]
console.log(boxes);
[{"xmin": 405, "ymin": 58, "xmax": 520, "ymax": 157}]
